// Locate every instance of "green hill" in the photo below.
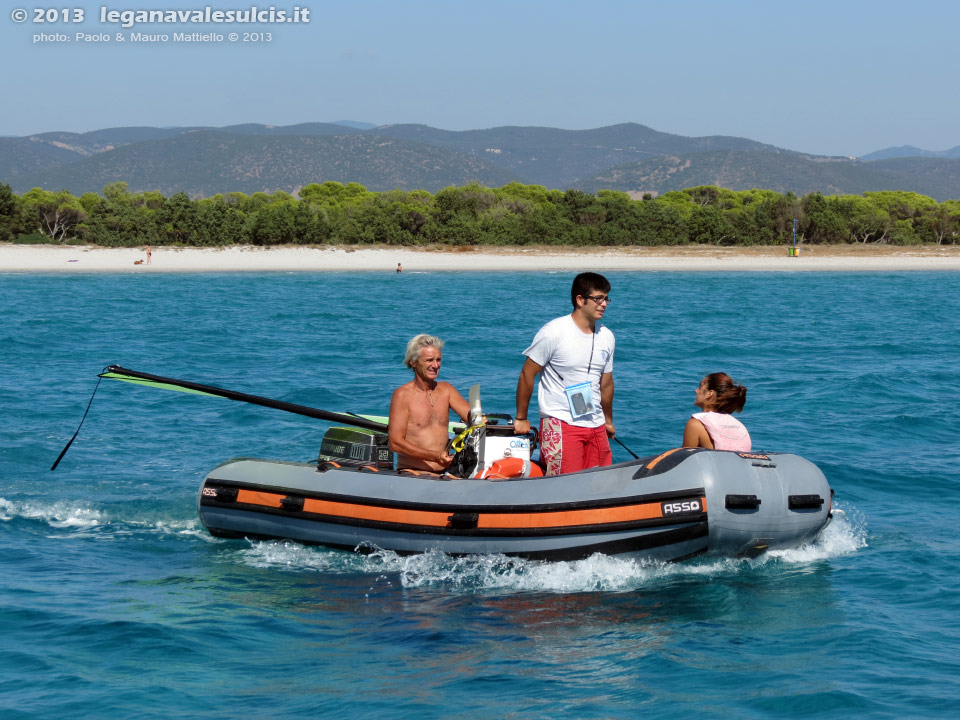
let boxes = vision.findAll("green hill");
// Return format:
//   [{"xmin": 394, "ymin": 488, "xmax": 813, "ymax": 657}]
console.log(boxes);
[
  {"xmin": 3, "ymin": 122, "xmax": 958, "ymax": 200},
  {"xmin": 10, "ymin": 130, "xmax": 518, "ymax": 195},
  {"xmin": 575, "ymin": 149, "xmax": 960, "ymax": 201},
  {"xmin": 1, "ymin": 123, "xmax": 358, "ymax": 181},
  {"xmin": 0, "ymin": 137, "xmax": 86, "ymax": 177},
  {"xmin": 861, "ymin": 144, "xmax": 960, "ymax": 161},
  {"xmin": 373, "ymin": 122, "xmax": 776, "ymax": 187},
  {"xmin": 27, "ymin": 127, "xmax": 198, "ymax": 155}
]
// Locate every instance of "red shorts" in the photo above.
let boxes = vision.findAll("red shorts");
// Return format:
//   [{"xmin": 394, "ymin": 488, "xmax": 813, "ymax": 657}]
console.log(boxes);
[{"xmin": 539, "ymin": 417, "xmax": 612, "ymax": 476}]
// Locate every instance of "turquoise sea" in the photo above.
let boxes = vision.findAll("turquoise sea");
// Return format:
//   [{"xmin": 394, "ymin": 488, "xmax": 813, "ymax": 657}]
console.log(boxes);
[{"xmin": 2, "ymin": 269, "xmax": 959, "ymax": 718}]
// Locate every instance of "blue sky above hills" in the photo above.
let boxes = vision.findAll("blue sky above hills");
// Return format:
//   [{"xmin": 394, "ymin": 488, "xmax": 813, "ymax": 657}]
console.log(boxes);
[{"xmin": 2, "ymin": 0, "xmax": 957, "ymax": 157}]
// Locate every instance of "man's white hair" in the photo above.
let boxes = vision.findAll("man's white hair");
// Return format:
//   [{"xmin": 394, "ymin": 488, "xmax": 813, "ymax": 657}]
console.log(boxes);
[{"xmin": 404, "ymin": 334, "xmax": 444, "ymax": 369}]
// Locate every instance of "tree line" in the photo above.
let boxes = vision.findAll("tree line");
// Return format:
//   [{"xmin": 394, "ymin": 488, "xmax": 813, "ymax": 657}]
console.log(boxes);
[{"xmin": 1, "ymin": 180, "xmax": 958, "ymax": 247}]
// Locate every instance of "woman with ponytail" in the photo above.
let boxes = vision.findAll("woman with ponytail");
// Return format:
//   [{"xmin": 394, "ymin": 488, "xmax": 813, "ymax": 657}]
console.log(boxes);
[{"xmin": 682, "ymin": 372, "xmax": 751, "ymax": 451}]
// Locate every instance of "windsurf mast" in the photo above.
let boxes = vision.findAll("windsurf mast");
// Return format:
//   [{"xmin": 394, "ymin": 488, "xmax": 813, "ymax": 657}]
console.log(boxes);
[
  {"xmin": 52, "ymin": 365, "xmax": 390, "ymax": 471},
  {"xmin": 99, "ymin": 365, "xmax": 389, "ymax": 432}
]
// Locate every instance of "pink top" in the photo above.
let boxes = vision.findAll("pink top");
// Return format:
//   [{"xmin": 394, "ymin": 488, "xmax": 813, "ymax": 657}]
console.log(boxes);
[{"xmin": 692, "ymin": 412, "xmax": 752, "ymax": 452}]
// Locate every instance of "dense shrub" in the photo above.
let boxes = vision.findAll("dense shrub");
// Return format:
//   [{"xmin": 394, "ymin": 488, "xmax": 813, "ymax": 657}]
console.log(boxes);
[{"xmin": 5, "ymin": 182, "xmax": 958, "ymax": 247}]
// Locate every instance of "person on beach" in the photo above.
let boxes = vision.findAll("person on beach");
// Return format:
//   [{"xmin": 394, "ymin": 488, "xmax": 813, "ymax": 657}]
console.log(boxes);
[
  {"xmin": 146, "ymin": 245, "xmax": 152, "ymax": 265},
  {"xmin": 682, "ymin": 373, "xmax": 751, "ymax": 451},
  {"xmin": 397, "ymin": 263, "xmax": 403, "ymax": 273},
  {"xmin": 514, "ymin": 272, "xmax": 616, "ymax": 476},
  {"xmin": 389, "ymin": 334, "xmax": 471, "ymax": 472}
]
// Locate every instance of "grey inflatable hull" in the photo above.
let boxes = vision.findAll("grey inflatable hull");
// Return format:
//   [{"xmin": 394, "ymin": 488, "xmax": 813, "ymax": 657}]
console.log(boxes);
[{"xmin": 198, "ymin": 447, "xmax": 832, "ymax": 562}]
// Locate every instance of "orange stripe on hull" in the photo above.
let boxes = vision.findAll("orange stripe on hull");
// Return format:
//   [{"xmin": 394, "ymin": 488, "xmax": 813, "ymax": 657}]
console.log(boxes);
[
  {"xmin": 645, "ymin": 448, "xmax": 682, "ymax": 471},
  {"xmin": 479, "ymin": 503, "xmax": 661, "ymax": 529},
  {"xmin": 302, "ymin": 497, "xmax": 451, "ymax": 527},
  {"xmin": 236, "ymin": 489, "xmax": 284, "ymax": 508},
  {"xmin": 228, "ymin": 487, "xmax": 707, "ymax": 531}
]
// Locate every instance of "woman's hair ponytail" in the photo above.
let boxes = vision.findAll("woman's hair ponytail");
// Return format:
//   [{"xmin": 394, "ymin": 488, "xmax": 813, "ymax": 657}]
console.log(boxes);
[{"xmin": 705, "ymin": 372, "xmax": 747, "ymax": 414}]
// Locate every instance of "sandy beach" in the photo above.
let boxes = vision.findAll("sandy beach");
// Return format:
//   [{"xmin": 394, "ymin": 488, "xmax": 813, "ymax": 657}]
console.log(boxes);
[{"xmin": 3, "ymin": 243, "xmax": 960, "ymax": 272}]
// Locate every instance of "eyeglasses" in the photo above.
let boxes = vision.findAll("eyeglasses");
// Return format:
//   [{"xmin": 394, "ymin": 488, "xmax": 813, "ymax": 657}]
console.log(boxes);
[{"xmin": 582, "ymin": 294, "xmax": 611, "ymax": 305}]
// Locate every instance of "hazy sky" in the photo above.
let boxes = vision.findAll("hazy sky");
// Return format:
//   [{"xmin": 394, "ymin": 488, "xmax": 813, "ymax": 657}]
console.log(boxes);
[{"xmin": 3, "ymin": 0, "xmax": 957, "ymax": 157}]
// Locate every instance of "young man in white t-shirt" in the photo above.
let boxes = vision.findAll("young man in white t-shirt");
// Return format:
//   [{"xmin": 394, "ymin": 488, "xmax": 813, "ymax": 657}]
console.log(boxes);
[{"xmin": 514, "ymin": 273, "xmax": 615, "ymax": 476}]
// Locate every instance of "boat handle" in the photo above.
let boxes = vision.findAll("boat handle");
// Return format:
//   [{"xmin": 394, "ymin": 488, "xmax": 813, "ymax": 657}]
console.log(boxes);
[
  {"xmin": 280, "ymin": 496, "xmax": 305, "ymax": 512},
  {"xmin": 725, "ymin": 494, "xmax": 761, "ymax": 510},
  {"xmin": 788, "ymin": 494, "xmax": 824, "ymax": 510},
  {"xmin": 448, "ymin": 512, "xmax": 479, "ymax": 529}
]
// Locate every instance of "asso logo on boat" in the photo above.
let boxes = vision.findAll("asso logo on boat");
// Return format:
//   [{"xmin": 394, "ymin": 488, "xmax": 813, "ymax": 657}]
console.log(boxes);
[{"xmin": 661, "ymin": 499, "xmax": 702, "ymax": 515}]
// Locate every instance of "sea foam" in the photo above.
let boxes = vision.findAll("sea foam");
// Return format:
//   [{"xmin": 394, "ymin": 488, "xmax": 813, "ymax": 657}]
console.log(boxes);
[{"xmin": 231, "ymin": 503, "xmax": 866, "ymax": 593}]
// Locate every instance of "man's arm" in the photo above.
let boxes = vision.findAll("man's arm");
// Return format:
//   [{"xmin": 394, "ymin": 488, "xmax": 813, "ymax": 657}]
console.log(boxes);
[
  {"xmin": 514, "ymin": 357, "xmax": 543, "ymax": 435},
  {"xmin": 444, "ymin": 383, "xmax": 471, "ymax": 423},
  {"xmin": 600, "ymin": 371, "xmax": 615, "ymax": 437}
]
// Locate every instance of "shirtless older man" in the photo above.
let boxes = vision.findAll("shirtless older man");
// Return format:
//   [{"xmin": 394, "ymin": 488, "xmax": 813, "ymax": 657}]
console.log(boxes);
[{"xmin": 388, "ymin": 334, "xmax": 470, "ymax": 472}]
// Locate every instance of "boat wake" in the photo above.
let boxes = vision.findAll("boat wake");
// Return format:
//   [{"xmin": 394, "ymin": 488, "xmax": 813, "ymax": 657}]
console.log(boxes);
[
  {"xmin": 235, "ymin": 502, "xmax": 867, "ymax": 593},
  {"xmin": 0, "ymin": 496, "xmax": 211, "ymax": 541},
  {"xmin": 2, "ymin": 493, "xmax": 866, "ymax": 592},
  {"xmin": 0, "ymin": 496, "xmax": 105, "ymax": 530}
]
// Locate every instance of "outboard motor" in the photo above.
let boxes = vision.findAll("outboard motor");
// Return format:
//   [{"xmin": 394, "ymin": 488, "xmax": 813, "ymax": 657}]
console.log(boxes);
[{"xmin": 317, "ymin": 427, "xmax": 394, "ymax": 469}]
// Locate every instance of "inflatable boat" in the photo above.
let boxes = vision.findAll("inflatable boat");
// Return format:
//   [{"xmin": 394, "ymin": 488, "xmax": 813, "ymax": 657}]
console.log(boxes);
[
  {"xmin": 198, "ymin": 427, "xmax": 833, "ymax": 562},
  {"xmin": 58, "ymin": 366, "xmax": 832, "ymax": 563}
]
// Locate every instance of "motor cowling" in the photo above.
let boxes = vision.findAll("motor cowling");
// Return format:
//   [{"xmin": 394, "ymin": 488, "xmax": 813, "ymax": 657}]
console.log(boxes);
[{"xmin": 317, "ymin": 427, "xmax": 394, "ymax": 469}]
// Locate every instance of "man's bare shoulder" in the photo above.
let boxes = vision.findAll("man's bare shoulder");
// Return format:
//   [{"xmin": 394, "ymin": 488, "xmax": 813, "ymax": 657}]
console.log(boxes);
[
  {"xmin": 390, "ymin": 382, "xmax": 416, "ymax": 410},
  {"xmin": 392, "ymin": 381, "xmax": 416, "ymax": 397}
]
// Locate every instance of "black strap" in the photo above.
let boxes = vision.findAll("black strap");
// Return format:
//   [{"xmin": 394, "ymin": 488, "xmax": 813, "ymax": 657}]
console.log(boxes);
[
  {"xmin": 587, "ymin": 328, "xmax": 596, "ymax": 375},
  {"xmin": 51, "ymin": 372, "xmax": 104, "ymax": 471},
  {"xmin": 551, "ymin": 325, "xmax": 599, "ymax": 382}
]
